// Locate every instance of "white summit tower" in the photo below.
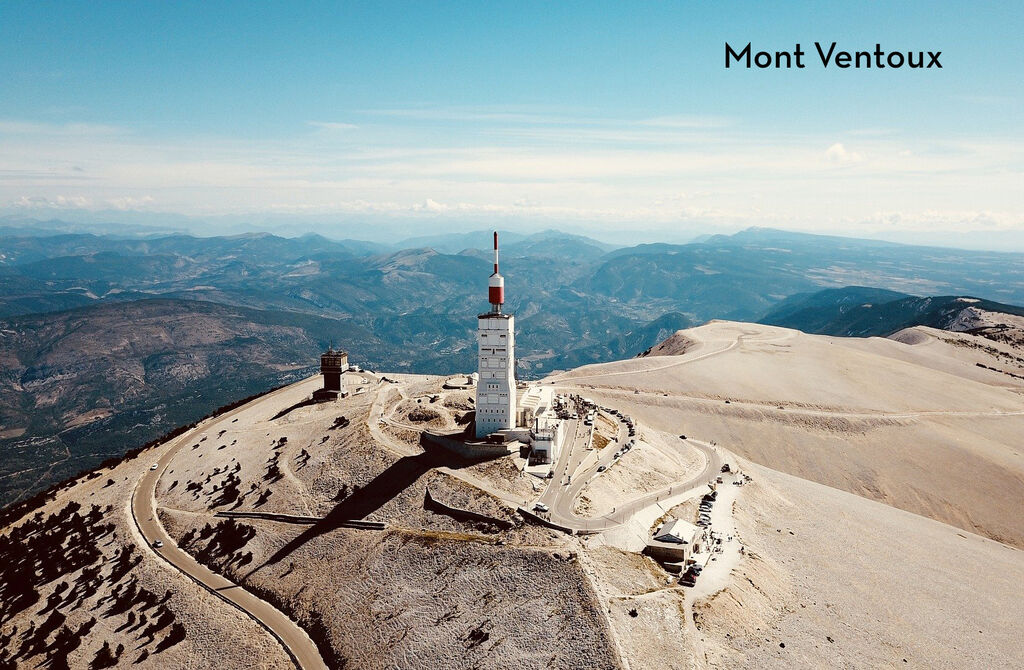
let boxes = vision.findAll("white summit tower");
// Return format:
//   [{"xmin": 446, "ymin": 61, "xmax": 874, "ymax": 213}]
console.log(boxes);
[{"xmin": 475, "ymin": 231, "xmax": 516, "ymax": 438}]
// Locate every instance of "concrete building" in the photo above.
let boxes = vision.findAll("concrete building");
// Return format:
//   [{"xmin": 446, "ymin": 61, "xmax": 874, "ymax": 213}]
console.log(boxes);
[
  {"xmin": 645, "ymin": 519, "xmax": 704, "ymax": 564},
  {"xmin": 517, "ymin": 385, "xmax": 550, "ymax": 426},
  {"xmin": 530, "ymin": 415, "xmax": 567, "ymax": 464},
  {"xmin": 475, "ymin": 232, "xmax": 517, "ymax": 438},
  {"xmin": 518, "ymin": 386, "xmax": 567, "ymax": 463},
  {"xmin": 313, "ymin": 345, "xmax": 348, "ymax": 402}
]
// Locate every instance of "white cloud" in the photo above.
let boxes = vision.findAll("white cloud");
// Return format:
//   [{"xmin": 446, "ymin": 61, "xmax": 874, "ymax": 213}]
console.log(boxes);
[
  {"xmin": 825, "ymin": 142, "xmax": 863, "ymax": 163},
  {"xmin": 636, "ymin": 115, "xmax": 731, "ymax": 129},
  {"xmin": 13, "ymin": 194, "xmax": 94, "ymax": 209},
  {"xmin": 0, "ymin": 115, "xmax": 1020, "ymax": 239},
  {"xmin": 0, "ymin": 120, "xmax": 125, "ymax": 136},
  {"xmin": 106, "ymin": 195, "xmax": 155, "ymax": 210},
  {"xmin": 307, "ymin": 121, "xmax": 358, "ymax": 131}
]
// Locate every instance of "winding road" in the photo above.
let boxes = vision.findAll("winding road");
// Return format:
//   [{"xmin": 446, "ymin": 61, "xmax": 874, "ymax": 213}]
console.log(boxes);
[
  {"xmin": 544, "ymin": 435, "xmax": 721, "ymax": 533},
  {"xmin": 130, "ymin": 381, "xmax": 328, "ymax": 670}
]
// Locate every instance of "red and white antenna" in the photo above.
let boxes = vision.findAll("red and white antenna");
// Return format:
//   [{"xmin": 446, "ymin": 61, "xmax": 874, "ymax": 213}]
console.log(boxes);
[{"xmin": 488, "ymin": 231, "xmax": 504, "ymax": 312}]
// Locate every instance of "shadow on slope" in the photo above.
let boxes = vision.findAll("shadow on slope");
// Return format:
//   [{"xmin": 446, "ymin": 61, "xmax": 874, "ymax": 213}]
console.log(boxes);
[{"xmin": 254, "ymin": 441, "xmax": 489, "ymax": 570}]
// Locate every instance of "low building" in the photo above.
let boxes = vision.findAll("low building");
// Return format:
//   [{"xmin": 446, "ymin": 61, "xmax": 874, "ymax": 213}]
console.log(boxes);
[
  {"xmin": 519, "ymin": 386, "xmax": 567, "ymax": 464},
  {"xmin": 531, "ymin": 415, "xmax": 567, "ymax": 464},
  {"xmin": 518, "ymin": 385, "xmax": 551, "ymax": 426},
  {"xmin": 644, "ymin": 519, "xmax": 704, "ymax": 563}
]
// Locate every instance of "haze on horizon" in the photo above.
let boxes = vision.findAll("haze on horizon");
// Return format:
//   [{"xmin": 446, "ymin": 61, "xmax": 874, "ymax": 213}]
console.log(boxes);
[{"xmin": 0, "ymin": 1, "xmax": 1021, "ymax": 250}]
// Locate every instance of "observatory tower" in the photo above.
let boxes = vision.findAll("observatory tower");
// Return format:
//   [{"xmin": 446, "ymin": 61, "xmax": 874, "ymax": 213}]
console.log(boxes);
[
  {"xmin": 313, "ymin": 345, "xmax": 348, "ymax": 402},
  {"xmin": 475, "ymin": 232, "xmax": 516, "ymax": 437}
]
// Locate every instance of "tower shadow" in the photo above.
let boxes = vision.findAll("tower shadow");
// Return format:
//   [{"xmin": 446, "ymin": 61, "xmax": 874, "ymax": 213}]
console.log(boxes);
[{"xmin": 253, "ymin": 441, "xmax": 485, "ymax": 570}]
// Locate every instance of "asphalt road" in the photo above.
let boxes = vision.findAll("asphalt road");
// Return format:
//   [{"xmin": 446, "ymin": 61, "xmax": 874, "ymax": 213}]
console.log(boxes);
[
  {"xmin": 540, "ymin": 410, "xmax": 722, "ymax": 532},
  {"xmin": 131, "ymin": 380, "xmax": 328, "ymax": 670},
  {"xmin": 552, "ymin": 440, "xmax": 720, "ymax": 536}
]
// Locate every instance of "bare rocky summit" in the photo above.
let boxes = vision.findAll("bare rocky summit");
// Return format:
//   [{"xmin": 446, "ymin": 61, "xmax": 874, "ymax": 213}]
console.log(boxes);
[{"xmin": 2, "ymin": 320, "xmax": 1022, "ymax": 669}]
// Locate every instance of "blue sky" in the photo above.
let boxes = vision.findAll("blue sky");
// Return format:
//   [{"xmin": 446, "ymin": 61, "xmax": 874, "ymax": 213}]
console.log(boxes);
[{"xmin": 0, "ymin": 1, "xmax": 1021, "ymax": 245}]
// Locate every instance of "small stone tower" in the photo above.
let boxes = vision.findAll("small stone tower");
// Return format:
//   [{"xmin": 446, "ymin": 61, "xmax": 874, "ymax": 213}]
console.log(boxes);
[{"xmin": 313, "ymin": 345, "xmax": 349, "ymax": 401}]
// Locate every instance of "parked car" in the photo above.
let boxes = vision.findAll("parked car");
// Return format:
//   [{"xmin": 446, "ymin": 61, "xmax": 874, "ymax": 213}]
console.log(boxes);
[
  {"xmin": 153, "ymin": 540, "xmax": 163, "ymax": 548},
  {"xmin": 150, "ymin": 464, "xmax": 159, "ymax": 471},
  {"xmin": 533, "ymin": 502, "xmax": 549, "ymax": 513}
]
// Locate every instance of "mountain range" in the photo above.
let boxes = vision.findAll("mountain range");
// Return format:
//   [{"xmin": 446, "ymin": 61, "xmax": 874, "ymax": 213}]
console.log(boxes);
[{"xmin": 1, "ymin": 224, "xmax": 1023, "ymax": 507}]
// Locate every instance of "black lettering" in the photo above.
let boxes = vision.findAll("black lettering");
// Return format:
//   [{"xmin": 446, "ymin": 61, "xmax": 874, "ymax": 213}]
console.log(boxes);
[
  {"xmin": 855, "ymin": 51, "xmax": 871, "ymax": 67},
  {"xmin": 794, "ymin": 43, "xmax": 806, "ymax": 68},
  {"xmin": 887, "ymin": 52, "xmax": 904, "ymax": 68},
  {"xmin": 927, "ymin": 51, "xmax": 942, "ymax": 68},
  {"xmin": 874, "ymin": 44, "xmax": 886, "ymax": 68},
  {"xmin": 776, "ymin": 50, "xmax": 792, "ymax": 68},
  {"xmin": 725, "ymin": 42, "xmax": 751, "ymax": 68},
  {"xmin": 815, "ymin": 41, "xmax": 837, "ymax": 67},
  {"xmin": 907, "ymin": 51, "xmax": 924, "ymax": 68},
  {"xmin": 835, "ymin": 51, "xmax": 852, "ymax": 68},
  {"xmin": 754, "ymin": 51, "xmax": 772, "ymax": 68}
]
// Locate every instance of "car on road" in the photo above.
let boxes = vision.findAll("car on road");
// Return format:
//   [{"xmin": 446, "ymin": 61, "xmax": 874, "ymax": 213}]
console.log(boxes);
[
  {"xmin": 597, "ymin": 465, "xmax": 607, "ymax": 472},
  {"xmin": 690, "ymin": 564, "xmax": 703, "ymax": 574},
  {"xmin": 150, "ymin": 464, "xmax": 159, "ymax": 471},
  {"xmin": 680, "ymin": 570, "xmax": 697, "ymax": 587},
  {"xmin": 152, "ymin": 540, "xmax": 163, "ymax": 548},
  {"xmin": 533, "ymin": 502, "xmax": 549, "ymax": 513}
]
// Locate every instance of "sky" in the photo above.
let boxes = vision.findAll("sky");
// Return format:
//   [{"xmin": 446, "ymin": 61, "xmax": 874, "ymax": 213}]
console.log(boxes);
[{"xmin": 0, "ymin": 1, "xmax": 1021, "ymax": 247}]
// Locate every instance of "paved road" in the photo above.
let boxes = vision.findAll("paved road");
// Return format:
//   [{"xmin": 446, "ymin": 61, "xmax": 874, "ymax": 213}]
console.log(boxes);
[
  {"xmin": 369, "ymin": 376, "xmax": 722, "ymax": 535},
  {"xmin": 547, "ymin": 436, "xmax": 722, "ymax": 532},
  {"xmin": 552, "ymin": 329, "xmax": 798, "ymax": 385},
  {"xmin": 131, "ymin": 380, "xmax": 328, "ymax": 670},
  {"xmin": 560, "ymin": 385, "xmax": 1024, "ymax": 420}
]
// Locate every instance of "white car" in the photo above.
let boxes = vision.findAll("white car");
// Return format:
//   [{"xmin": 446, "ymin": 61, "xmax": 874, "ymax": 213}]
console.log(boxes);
[
  {"xmin": 153, "ymin": 540, "xmax": 163, "ymax": 548},
  {"xmin": 150, "ymin": 464, "xmax": 159, "ymax": 471},
  {"xmin": 533, "ymin": 502, "xmax": 550, "ymax": 513}
]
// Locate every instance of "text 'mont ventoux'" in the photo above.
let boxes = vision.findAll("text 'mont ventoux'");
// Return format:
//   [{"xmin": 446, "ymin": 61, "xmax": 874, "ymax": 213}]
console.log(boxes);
[{"xmin": 726, "ymin": 42, "xmax": 942, "ymax": 69}]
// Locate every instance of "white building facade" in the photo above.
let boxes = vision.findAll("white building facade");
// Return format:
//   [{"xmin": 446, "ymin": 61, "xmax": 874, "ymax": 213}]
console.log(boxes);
[
  {"xmin": 476, "ymin": 313, "xmax": 516, "ymax": 437},
  {"xmin": 475, "ymin": 231, "xmax": 517, "ymax": 438}
]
